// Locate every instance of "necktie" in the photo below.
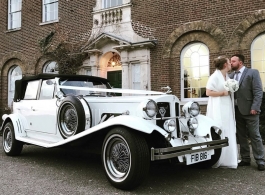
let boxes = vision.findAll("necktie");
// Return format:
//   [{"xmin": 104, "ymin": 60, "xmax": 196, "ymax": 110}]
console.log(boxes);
[
  {"xmin": 234, "ymin": 71, "xmax": 240, "ymax": 99},
  {"xmin": 234, "ymin": 71, "xmax": 240, "ymax": 81}
]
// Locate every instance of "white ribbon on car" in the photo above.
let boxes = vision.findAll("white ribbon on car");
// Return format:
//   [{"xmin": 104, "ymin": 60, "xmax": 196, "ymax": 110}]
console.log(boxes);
[{"xmin": 58, "ymin": 85, "xmax": 166, "ymax": 95}]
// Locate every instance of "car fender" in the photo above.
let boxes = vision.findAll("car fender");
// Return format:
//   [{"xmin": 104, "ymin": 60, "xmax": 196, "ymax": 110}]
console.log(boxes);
[
  {"xmin": 1, "ymin": 114, "xmax": 27, "ymax": 138},
  {"xmin": 194, "ymin": 115, "xmax": 221, "ymax": 136},
  {"xmin": 88, "ymin": 115, "xmax": 169, "ymax": 136}
]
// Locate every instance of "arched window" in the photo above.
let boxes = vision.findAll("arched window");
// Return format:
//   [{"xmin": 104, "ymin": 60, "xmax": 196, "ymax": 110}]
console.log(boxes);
[
  {"xmin": 43, "ymin": 61, "xmax": 58, "ymax": 74},
  {"xmin": 251, "ymin": 34, "xmax": 265, "ymax": 92},
  {"xmin": 181, "ymin": 42, "xmax": 210, "ymax": 102},
  {"xmin": 8, "ymin": 65, "xmax": 22, "ymax": 106}
]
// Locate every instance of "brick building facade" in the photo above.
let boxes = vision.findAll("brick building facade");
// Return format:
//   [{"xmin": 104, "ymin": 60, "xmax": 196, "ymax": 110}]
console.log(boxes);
[{"xmin": 0, "ymin": 0, "xmax": 265, "ymax": 118}]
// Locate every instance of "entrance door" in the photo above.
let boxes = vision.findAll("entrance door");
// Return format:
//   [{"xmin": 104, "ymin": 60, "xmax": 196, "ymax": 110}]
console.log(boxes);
[
  {"xmin": 107, "ymin": 71, "xmax": 122, "ymax": 88},
  {"xmin": 107, "ymin": 71, "xmax": 122, "ymax": 96}
]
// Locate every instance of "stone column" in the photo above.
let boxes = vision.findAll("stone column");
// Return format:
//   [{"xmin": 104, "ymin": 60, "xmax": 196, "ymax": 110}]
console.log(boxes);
[
  {"xmin": 88, "ymin": 49, "xmax": 102, "ymax": 77},
  {"xmin": 120, "ymin": 50, "xmax": 129, "ymax": 89}
]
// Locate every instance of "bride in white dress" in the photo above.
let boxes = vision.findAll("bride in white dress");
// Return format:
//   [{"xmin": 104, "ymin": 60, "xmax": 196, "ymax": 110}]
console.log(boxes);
[{"xmin": 206, "ymin": 56, "xmax": 238, "ymax": 169}]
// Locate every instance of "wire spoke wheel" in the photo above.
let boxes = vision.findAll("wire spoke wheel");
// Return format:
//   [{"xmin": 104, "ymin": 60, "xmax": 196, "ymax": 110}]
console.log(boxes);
[
  {"xmin": 3, "ymin": 127, "xmax": 12, "ymax": 152},
  {"xmin": 59, "ymin": 104, "xmax": 78, "ymax": 137},
  {"xmin": 2, "ymin": 122, "xmax": 23, "ymax": 156},
  {"xmin": 57, "ymin": 96, "xmax": 87, "ymax": 139},
  {"xmin": 105, "ymin": 135, "xmax": 131, "ymax": 181},
  {"xmin": 102, "ymin": 127, "xmax": 150, "ymax": 190}
]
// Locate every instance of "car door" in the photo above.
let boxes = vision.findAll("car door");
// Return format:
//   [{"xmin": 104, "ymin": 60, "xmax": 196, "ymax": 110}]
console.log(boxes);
[{"xmin": 20, "ymin": 79, "xmax": 57, "ymax": 134}]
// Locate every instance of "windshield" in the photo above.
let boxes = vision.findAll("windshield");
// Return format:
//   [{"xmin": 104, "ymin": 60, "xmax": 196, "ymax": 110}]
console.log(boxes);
[{"xmin": 59, "ymin": 79, "xmax": 112, "ymax": 97}]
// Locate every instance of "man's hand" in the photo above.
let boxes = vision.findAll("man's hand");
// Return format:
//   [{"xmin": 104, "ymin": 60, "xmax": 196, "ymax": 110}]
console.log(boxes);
[{"xmin": 250, "ymin": 110, "xmax": 258, "ymax": 115}]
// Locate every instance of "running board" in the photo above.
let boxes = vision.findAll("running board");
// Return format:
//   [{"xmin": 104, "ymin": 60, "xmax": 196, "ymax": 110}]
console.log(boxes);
[{"xmin": 17, "ymin": 136, "xmax": 58, "ymax": 148}]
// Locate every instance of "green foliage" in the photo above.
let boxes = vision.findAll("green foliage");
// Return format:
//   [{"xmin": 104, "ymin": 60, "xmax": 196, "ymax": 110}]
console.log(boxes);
[{"xmin": 39, "ymin": 31, "xmax": 55, "ymax": 53}]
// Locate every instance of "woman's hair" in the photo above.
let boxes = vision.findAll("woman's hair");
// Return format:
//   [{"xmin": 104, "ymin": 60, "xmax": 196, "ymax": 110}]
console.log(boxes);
[{"xmin": 214, "ymin": 56, "xmax": 227, "ymax": 70}]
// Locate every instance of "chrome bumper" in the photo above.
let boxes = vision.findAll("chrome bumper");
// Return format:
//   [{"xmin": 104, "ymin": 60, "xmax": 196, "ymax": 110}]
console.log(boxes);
[{"xmin": 151, "ymin": 137, "xmax": 228, "ymax": 161}]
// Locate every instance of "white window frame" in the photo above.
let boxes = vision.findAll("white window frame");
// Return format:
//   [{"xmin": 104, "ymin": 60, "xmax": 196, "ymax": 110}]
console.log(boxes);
[
  {"xmin": 180, "ymin": 42, "xmax": 210, "ymax": 104},
  {"xmin": 251, "ymin": 34, "xmax": 265, "ymax": 92},
  {"xmin": 103, "ymin": 0, "xmax": 122, "ymax": 8},
  {"xmin": 43, "ymin": 61, "xmax": 58, "ymax": 74},
  {"xmin": 8, "ymin": 65, "xmax": 22, "ymax": 106},
  {"xmin": 8, "ymin": 0, "xmax": 22, "ymax": 30},
  {"xmin": 42, "ymin": 0, "xmax": 58, "ymax": 23}
]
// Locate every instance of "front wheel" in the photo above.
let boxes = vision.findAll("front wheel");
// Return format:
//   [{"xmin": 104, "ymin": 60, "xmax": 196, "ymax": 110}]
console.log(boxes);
[
  {"xmin": 102, "ymin": 127, "xmax": 150, "ymax": 190},
  {"xmin": 2, "ymin": 122, "xmax": 23, "ymax": 156}
]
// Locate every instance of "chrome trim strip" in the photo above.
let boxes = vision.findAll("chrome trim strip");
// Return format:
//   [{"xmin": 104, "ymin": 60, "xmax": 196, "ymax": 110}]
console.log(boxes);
[{"xmin": 151, "ymin": 137, "xmax": 228, "ymax": 161}]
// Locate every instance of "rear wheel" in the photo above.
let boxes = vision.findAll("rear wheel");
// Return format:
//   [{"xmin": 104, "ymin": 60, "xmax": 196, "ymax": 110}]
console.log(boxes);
[
  {"xmin": 2, "ymin": 122, "xmax": 23, "ymax": 156},
  {"xmin": 102, "ymin": 127, "xmax": 150, "ymax": 190}
]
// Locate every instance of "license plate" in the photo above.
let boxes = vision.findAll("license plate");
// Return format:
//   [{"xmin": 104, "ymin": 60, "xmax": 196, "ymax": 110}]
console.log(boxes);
[{"xmin": 186, "ymin": 151, "xmax": 211, "ymax": 165}]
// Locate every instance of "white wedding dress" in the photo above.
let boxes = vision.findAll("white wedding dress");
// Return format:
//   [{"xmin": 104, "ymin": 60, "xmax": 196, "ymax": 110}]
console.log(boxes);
[{"xmin": 206, "ymin": 70, "xmax": 238, "ymax": 169}]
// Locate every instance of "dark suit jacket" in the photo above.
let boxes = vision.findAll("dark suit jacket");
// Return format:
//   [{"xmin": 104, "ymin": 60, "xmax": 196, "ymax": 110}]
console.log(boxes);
[{"xmin": 229, "ymin": 67, "xmax": 263, "ymax": 115}]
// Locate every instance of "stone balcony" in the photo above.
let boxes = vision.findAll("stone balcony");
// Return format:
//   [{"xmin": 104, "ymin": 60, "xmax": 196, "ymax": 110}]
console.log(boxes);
[{"xmin": 101, "ymin": 8, "xmax": 123, "ymax": 25}]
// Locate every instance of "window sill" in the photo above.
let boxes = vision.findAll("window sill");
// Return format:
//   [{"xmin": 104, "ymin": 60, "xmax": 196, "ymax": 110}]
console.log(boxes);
[
  {"xmin": 6, "ymin": 28, "xmax": 21, "ymax": 33},
  {"xmin": 39, "ymin": 19, "xmax": 59, "ymax": 26}
]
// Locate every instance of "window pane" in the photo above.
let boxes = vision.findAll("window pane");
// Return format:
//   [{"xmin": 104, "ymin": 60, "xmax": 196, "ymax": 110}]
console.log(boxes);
[
  {"xmin": 10, "ymin": 0, "xmax": 22, "ymax": 12},
  {"xmin": 10, "ymin": 66, "xmax": 22, "ymax": 92},
  {"xmin": 199, "ymin": 55, "xmax": 209, "ymax": 66},
  {"xmin": 39, "ymin": 79, "xmax": 55, "ymax": 100},
  {"xmin": 9, "ymin": 0, "xmax": 21, "ymax": 29},
  {"xmin": 252, "ymin": 61, "xmax": 263, "ymax": 70},
  {"xmin": 181, "ymin": 42, "xmax": 209, "ymax": 99},
  {"xmin": 200, "ymin": 66, "xmax": 209, "ymax": 77},
  {"xmin": 43, "ymin": 61, "xmax": 58, "ymax": 73},
  {"xmin": 183, "ymin": 58, "xmax": 191, "ymax": 68},
  {"xmin": 251, "ymin": 34, "xmax": 265, "ymax": 91},
  {"xmin": 253, "ymin": 49, "xmax": 263, "ymax": 61},
  {"xmin": 24, "ymin": 81, "xmax": 39, "ymax": 100},
  {"xmin": 10, "ymin": 12, "xmax": 21, "ymax": 28},
  {"xmin": 104, "ymin": 0, "xmax": 122, "ymax": 8},
  {"xmin": 8, "ymin": 66, "xmax": 22, "ymax": 106},
  {"xmin": 43, "ymin": 0, "xmax": 58, "ymax": 22}
]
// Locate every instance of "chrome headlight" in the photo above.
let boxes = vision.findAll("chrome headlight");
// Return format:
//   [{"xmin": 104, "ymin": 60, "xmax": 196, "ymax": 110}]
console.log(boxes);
[
  {"xmin": 189, "ymin": 102, "xmax": 200, "ymax": 117},
  {"xmin": 188, "ymin": 117, "xmax": 198, "ymax": 130},
  {"xmin": 182, "ymin": 101, "xmax": 200, "ymax": 117},
  {"xmin": 143, "ymin": 99, "xmax": 158, "ymax": 119},
  {"xmin": 163, "ymin": 119, "xmax": 176, "ymax": 132}
]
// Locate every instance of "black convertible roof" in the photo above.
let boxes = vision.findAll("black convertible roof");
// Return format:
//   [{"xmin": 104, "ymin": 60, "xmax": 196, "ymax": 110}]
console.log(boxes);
[
  {"xmin": 19, "ymin": 73, "xmax": 109, "ymax": 82},
  {"xmin": 14, "ymin": 74, "xmax": 109, "ymax": 102}
]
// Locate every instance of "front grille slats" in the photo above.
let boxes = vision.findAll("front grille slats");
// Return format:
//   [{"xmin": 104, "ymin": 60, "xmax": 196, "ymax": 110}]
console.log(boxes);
[{"xmin": 156, "ymin": 102, "xmax": 170, "ymax": 129}]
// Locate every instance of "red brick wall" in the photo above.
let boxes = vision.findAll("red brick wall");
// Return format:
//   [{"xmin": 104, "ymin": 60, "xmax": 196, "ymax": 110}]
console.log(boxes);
[
  {"xmin": 131, "ymin": 0, "xmax": 265, "ymax": 92},
  {"xmin": 0, "ymin": 0, "xmax": 95, "ymax": 116}
]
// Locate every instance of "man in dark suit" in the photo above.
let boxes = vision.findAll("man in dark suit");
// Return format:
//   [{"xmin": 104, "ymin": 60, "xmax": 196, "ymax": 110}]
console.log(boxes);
[{"xmin": 230, "ymin": 54, "xmax": 264, "ymax": 171}]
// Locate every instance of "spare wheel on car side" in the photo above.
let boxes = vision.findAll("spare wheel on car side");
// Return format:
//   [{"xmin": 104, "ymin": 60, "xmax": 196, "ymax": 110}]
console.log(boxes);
[{"xmin": 57, "ymin": 95, "xmax": 87, "ymax": 139}]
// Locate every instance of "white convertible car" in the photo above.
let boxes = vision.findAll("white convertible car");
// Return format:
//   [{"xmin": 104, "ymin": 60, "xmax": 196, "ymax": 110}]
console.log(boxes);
[{"xmin": 1, "ymin": 74, "xmax": 228, "ymax": 190}]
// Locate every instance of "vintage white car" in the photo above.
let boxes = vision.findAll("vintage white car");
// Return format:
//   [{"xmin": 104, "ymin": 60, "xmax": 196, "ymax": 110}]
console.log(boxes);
[{"xmin": 1, "ymin": 74, "xmax": 228, "ymax": 190}]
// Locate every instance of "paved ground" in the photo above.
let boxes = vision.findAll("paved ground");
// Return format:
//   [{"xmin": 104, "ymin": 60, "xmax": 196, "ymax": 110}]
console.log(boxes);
[{"xmin": 0, "ymin": 136, "xmax": 265, "ymax": 195}]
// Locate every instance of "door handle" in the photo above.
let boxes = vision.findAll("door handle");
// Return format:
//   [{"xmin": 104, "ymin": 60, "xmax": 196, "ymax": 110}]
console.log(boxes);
[{"xmin": 31, "ymin": 107, "xmax": 36, "ymax": 111}]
